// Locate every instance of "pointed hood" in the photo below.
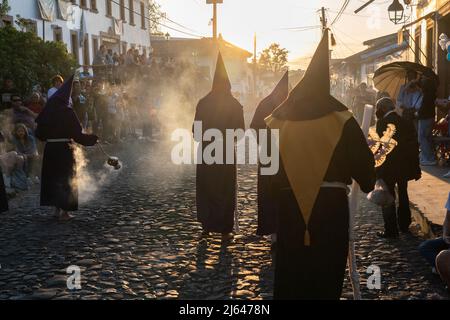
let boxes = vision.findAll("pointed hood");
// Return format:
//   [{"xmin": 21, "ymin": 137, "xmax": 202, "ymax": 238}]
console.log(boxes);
[
  {"xmin": 250, "ymin": 71, "xmax": 289, "ymax": 130},
  {"xmin": 269, "ymin": 70, "xmax": 289, "ymax": 105},
  {"xmin": 211, "ymin": 52, "xmax": 231, "ymax": 93},
  {"xmin": 49, "ymin": 74, "xmax": 74, "ymax": 108},
  {"xmin": 271, "ymin": 29, "xmax": 347, "ymax": 121},
  {"xmin": 36, "ymin": 75, "xmax": 74, "ymax": 126}
]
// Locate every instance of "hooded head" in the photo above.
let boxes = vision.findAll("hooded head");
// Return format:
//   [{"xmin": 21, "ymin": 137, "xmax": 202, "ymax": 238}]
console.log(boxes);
[
  {"xmin": 36, "ymin": 75, "xmax": 74, "ymax": 126},
  {"xmin": 49, "ymin": 74, "xmax": 74, "ymax": 108},
  {"xmin": 250, "ymin": 71, "xmax": 289, "ymax": 130},
  {"xmin": 270, "ymin": 70, "xmax": 289, "ymax": 105},
  {"xmin": 271, "ymin": 29, "xmax": 347, "ymax": 121},
  {"xmin": 211, "ymin": 52, "xmax": 231, "ymax": 93}
]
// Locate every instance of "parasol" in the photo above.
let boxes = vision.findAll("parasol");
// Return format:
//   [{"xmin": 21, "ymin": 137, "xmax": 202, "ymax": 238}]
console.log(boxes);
[{"xmin": 373, "ymin": 62, "xmax": 438, "ymax": 100}]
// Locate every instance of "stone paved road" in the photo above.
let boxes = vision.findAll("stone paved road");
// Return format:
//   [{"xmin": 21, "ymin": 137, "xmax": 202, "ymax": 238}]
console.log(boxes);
[{"xmin": 0, "ymin": 140, "xmax": 448, "ymax": 300}]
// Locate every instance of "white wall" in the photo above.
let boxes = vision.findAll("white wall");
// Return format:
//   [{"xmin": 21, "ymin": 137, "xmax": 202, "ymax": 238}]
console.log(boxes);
[{"xmin": 6, "ymin": 0, "xmax": 150, "ymax": 67}]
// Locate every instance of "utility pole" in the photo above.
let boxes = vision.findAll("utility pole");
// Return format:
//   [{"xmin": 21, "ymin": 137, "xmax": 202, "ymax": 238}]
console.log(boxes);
[
  {"xmin": 320, "ymin": 7, "xmax": 327, "ymax": 33},
  {"xmin": 213, "ymin": 1, "xmax": 217, "ymax": 39},
  {"xmin": 253, "ymin": 32, "xmax": 257, "ymax": 100},
  {"xmin": 207, "ymin": 0, "xmax": 223, "ymax": 39},
  {"xmin": 319, "ymin": 7, "xmax": 332, "ymax": 61}
]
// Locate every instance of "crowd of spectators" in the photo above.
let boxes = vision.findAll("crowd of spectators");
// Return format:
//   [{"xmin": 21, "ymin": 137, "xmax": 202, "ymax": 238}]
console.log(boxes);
[{"xmin": 0, "ymin": 48, "xmax": 210, "ymax": 198}]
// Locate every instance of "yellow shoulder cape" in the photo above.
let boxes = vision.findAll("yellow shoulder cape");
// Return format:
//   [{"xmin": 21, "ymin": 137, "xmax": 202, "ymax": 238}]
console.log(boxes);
[{"xmin": 265, "ymin": 110, "xmax": 353, "ymax": 246}]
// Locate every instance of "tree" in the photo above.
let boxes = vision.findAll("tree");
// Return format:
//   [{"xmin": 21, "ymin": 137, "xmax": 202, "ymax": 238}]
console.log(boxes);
[
  {"xmin": 148, "ymin": 0, "xmax": 165, "ymax": 34},
  {"xmin": 0, "ymin": 0, "xmax": 10, "ymax": 20},
  {"xmin": 258, "ymin": 43, "xmax": 289, "ymax": 74},
  {"xmin": 0, "ymin": 26, "xmax": 77, "ymax": 95}
]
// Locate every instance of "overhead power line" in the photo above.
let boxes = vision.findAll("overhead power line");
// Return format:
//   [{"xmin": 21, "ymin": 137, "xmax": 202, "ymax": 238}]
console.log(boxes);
[
  {"xmin": 278, "ymin": 25, "xmax": 321, "ymax": 31},
  {"xmin": 330, "ymin": 0, "xmax": 350, "ymax": 26},
  {"xmin": 109, "ymin": 0, "xmax": 206, "ymax": 38}
]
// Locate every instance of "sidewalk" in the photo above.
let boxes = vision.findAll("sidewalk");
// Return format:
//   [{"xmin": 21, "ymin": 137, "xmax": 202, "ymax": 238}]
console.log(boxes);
[{"xmin": 409, "ymin": 165, "xmax": 449, "ymax": 226}]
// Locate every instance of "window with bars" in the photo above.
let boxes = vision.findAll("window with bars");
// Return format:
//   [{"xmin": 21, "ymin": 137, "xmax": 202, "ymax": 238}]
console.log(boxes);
[
  {"xmin": 129, "ymin": 0, "xmax": 134, "ymax": 25},
  {"xmin": 120, "ymin": 0, "xmax": 126, "ymax": 21},
  {"xmin": 106, "ymin": 0, "xmax": 112, "ymax": 16},
  {"xmin": 140, "ymin": 1, "xmax": 146, "ymax": 29},
  {"xmin": 83, "ymin": 35, "xmax": 90, "ymax": 66},
  {"xmin": 70, "ymin": 31, "xmax": 79, "ymax": 64},
  {"xmin": 414, "ymin": 29, "xmax": 421, "ymax": 64},
  {"xmin": 92, "ymin": 36, "xmax": 99, "ymax": 56},
  {"xmin": 91, "ymin": 0, "xmax": 97, "ymax": 11},
  {"xmin": 53, "ymin": 26, "xmax": 63, "ymax": 42},
  {"xmin": 426, "ymin": 27, "xmax": 434, "ymax": 68}
]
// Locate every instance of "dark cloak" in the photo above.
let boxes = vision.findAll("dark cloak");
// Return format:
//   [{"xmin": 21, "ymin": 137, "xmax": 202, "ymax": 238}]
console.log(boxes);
[
  {"xmin": 250, "ymin": 71, "xmax": 288, "ymax": 235},
  {"xmin": 268, "ymin": 30, "xmax": 376, "ymax": 299},
  {"xmin": 193, "ymin": 52, "xmax": 245, "ymax": 234},
  {"xmin": 35, "ymin": 75, "xmax": 98, "ymax": 211},
  {"xmin": 0, "ymin": 167, "xmax": 8, "ymax": 212}
]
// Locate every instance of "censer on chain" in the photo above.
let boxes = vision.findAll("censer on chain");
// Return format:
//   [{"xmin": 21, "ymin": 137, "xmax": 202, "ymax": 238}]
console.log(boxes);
[{"xmin": 97, "ymin": 143, "xmax": 121, "ymax": 170}]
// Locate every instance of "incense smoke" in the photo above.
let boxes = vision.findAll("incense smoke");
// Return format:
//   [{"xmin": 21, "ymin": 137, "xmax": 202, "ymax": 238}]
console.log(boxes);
[{"xmin": 72, "ymin": 144, "xmax": 120, "ymax": 204}]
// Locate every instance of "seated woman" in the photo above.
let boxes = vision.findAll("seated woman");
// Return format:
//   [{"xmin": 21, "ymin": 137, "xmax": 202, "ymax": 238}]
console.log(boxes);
[
  {"xmin": 26, "ymin": 92, "xmax": 45, "ymax": 115},
  {"xmin": 10, "ymin": 123, "xmax": 39, "ymax": 181},
  {"xmin": 437, "ymin": 195, "xmax": 450, "ymax": 292},
  {"xmin": 419, "ymin": 192, "xmax": 450, "ymax": 275},
  {"xmin": 436, "ymin": 249, "xmax": 450, "ymax": 292},
  {"xmin": 0, "ymin": 133, "xmax": 28, "ymax": 191}
]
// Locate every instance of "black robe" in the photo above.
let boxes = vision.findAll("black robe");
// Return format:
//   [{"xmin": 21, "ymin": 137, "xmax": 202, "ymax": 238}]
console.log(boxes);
[
  {"xmin": 193, "ymin": 92, "xmax": 245, "ymax": 233},
  {"xmin": 273, "ymin": 118, "xmax": 375, "ymax": 299},
  {"xmin": 0, "ymin": 167, "xmax": 8, "ymax": 212},
  {"xmin": 35, "ymin": 108, "xmax": 97, "ymax": 211},
  {"xmin": 251, "ymin": 95, "xmax": 283, "ymax": 235}
]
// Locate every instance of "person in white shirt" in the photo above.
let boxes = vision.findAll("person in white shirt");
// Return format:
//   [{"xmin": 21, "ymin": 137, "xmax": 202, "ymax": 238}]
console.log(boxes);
[{"xmin": 47, "ymin": 75, "xmax": 64, "ymax": 99}]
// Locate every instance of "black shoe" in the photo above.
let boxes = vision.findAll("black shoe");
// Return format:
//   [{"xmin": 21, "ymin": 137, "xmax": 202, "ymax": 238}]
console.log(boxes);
[
  {"xmin": 198, "ymin": 230, "xmax": 210, "ymax": 240},
  {"xmin": 221, "ymin": 233, "xmax": 234, "ymax": 242},
  {"xmin": 270, "ymin": 241, "xmax": 277, "ymax": 253},
  {"xmin": 377, "ymin": 231, "xmax": 399, "ymax": 239}
]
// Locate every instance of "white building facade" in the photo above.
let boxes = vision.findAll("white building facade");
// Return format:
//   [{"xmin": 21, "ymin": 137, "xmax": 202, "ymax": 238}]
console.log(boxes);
[{"xmin": 2, "ymin": 0, "xmax": 151, "ymax": 68}]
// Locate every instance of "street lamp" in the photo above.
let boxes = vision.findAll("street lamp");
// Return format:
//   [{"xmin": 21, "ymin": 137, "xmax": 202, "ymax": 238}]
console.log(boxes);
[{"xmin": 388, "ymin": 0, "xmax": 404, "ymax": 24}]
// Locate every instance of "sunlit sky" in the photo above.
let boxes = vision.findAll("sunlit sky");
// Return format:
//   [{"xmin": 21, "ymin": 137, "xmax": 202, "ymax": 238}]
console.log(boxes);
[{"xmin": 157, "ymin": 0, "xmax": 399, "ymax": 69}]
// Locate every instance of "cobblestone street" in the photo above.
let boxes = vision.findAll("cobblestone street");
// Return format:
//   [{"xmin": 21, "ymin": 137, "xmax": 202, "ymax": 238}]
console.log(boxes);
[{"xmin": 0, "ymin": 140, "xmax": 448, "ymax": 300}]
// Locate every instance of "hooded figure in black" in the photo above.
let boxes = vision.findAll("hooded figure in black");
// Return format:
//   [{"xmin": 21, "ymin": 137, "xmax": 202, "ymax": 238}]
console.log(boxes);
[
  {"xmin": 35, "ymin": 75, "xmax": 98, "ymax": 220},
  {"xmin": 265, "ymin": 30, "xmax": 376, "ymax": 299},
  {"xmin": 0, "ymin": 168, "xmax": 7, "ymax": 213},
  {"xmin": 0, "ymin": 131, "xmax": 7, "ymax": 213},
  {"xmin": 250, "ymin": 71, "xmax": 288, "ymax": 236},
  {"xmin": 193, "ymin": 52, "xmax": 245, "ymax": 240}
]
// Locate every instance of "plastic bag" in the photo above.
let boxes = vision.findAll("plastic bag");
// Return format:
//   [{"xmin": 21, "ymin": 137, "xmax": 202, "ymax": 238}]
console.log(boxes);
[{"xmin": 367, "ymin": 179, "xmax": 394, "ymax": 207}]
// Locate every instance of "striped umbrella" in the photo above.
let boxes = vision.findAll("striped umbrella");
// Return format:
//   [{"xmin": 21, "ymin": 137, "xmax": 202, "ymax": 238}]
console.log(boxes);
[{"xmin": 373, "ymin": 61, "xmax": 438, "ymax": 100}]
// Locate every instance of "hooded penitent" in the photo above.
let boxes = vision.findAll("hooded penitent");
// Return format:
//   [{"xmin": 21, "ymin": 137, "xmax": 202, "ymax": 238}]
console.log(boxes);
[
  {"xmin": 211, "ymin": 51, "xmax": 231, "ymax": 93},
  {"xmin": 250, "ymin": 71, "xmax": 289, "ymax": 236},
  {"xmin": 251, "ymin": 71, "xmax": 289, "ymax": 130},
  {"xmin": 0, "ymin": 166, "xmax": 7, "ymax": 213},
  {"xmin": 193, "ymin": 51, "xmax": 245, "ymax": 234},
  {"xmin": 35, "ymin": 74, "xmax": 97, "ymax": 212},
  {"xmin": 265, "ymin": 29, "xmax": 353, "ymax": 246}
]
